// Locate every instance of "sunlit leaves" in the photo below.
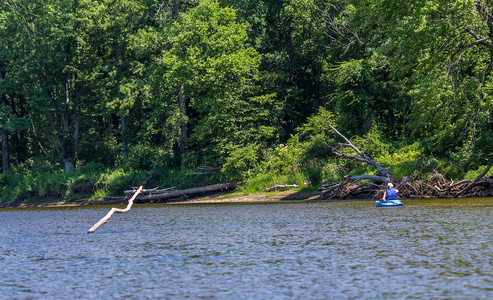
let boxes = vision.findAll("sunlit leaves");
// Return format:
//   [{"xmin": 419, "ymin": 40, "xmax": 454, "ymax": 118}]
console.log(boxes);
[{"xmin": 349, "ymin": 0, "xmax": 493, "ymax": 163}]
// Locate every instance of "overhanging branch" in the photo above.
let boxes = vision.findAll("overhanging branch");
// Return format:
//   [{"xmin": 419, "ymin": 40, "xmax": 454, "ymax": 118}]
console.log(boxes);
[{"xmin": 329, "ymin": 125, "xmax": 391, "ymax": 177}]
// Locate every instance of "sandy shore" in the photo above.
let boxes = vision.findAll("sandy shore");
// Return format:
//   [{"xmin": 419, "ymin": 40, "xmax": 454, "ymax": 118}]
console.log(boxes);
[
  {"xmin": 168, "ymin": 190, "xmax": 321, "ymax": 204},
  {"xmin": 5, "ymin": 190, "xmax": 321, "ymax": 208}
]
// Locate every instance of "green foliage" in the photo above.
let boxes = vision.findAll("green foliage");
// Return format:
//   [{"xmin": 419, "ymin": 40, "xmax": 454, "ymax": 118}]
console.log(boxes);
[
  {"xmin": 124, "ymin": 143, "xmax": 174, "ymax": 171},
  {"xmin": 297, "ymin": 107, "xmax": 336, "ymax": 139},
  {"xmin": 304, "ymin": 160, "xmax": 323, "ymax": 185},
  {"xmin": 442, "ymin": 163, "xmax": 465, "ymax": 180},
  {"xmin": 240, "ymin": 172, "xmax": 306, "ymax": 194},
  {"xmin": 77, "ymin": 137, "xmax": 122, "ymax": 168},
  {"xmin": 222, "ymin": 144, "xmax": 259, "ymax": 182},
  {"xmin": 464, "ymin": 165, "xmax": 493, "ymax": 180},
  {"xmin": 1, "ymin": 0, "xmax": 493, "ymax": 203},
  {"xmin": 377, "ymin": 143, "xmax": 423, "ymax": 178},
  {"xmin": 261, "ymin": 135, "xmax": 303, "ymax": 175},
  {"xmin": 352, "ymin": 126, "xmax": 390, "ymax": 160},
  {"xmin": 329, "ymin": 59, "xmax": 375, "ymax": 135}
]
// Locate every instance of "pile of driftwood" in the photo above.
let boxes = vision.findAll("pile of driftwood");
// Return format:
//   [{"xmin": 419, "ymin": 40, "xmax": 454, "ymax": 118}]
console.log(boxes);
[
  {"xmin": 318, "ymin": 125, "xmax": 493, "ymax": 200},
  {"xmin": 319, "ymin": 172, "xmax": 493, "ymax": 199},
  {"xmin": 319, "ymin": 176, "xmax": 389, "ymax": 199},
  {"xmin": 401, "ymin": 172, "xmax": 493, "ymax": 198}
]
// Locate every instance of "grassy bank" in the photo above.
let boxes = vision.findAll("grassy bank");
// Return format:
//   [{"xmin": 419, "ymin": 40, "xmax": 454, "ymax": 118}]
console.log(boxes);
[{"xmin": 2, "ymin": 138, "xmax": 491, "ymax": 207}]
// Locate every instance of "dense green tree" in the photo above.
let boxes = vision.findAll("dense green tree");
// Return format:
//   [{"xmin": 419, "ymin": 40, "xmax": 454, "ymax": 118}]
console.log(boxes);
[
  {"xmin": 1, "ymin": 0, "xmax": 493, "ymax": 181},
  {"xmin": 133, "ymin": 0, "xmax": 274, "ymax": 168},
  {"xmin": 0, "ymin": 0, "xmax": 93, "ymax": 171},
  {"xmin": 317, "ymin": 1, "xmax": 410, "ymax": 138},
  {"xmin": 226, "ymin": 0, "xmax": 331, "ymax": 140},
  {"xmin": 348, "ymin": 0, "xmax": 493, "ymax": 165}
]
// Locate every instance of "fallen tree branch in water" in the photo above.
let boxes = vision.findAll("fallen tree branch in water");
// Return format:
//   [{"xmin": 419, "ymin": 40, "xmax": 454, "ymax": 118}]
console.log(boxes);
[
  {"xmin": 319, "ymin": 126, "xmax": 392, "ymax": 199},
  {"xmin": 87, "ymin": 186, "xmax": 143, "ymax": 233}
]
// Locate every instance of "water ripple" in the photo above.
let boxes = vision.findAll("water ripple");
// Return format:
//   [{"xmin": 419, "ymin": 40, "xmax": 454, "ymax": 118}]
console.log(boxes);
[{"xmin": 0, "ymin": 199, "xmax": 492, "ymax": 299}]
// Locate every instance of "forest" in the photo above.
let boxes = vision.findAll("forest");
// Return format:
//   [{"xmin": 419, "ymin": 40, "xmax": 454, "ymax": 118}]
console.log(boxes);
[{"xmin": 1, "ymin": 0, "xmax": 493, "ymax": 204}]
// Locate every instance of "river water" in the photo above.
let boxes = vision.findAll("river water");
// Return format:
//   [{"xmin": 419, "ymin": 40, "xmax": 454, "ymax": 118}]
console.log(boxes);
[{"xmin": 1, "ymin": 198, "xmax": 492, "ymax": 299}]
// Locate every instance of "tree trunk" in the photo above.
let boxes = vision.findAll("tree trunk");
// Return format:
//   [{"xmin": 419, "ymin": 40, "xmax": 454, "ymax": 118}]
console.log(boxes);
[
  {"xmin": 64, "ymin": 158, "xmax": 75, "ymax": 172},
  {"xmin": 172, "ymin": 0, "xmax": 178, "ymax": 19},
  {"xmin": 1, "ymin": 129, "xmax": 8, "ymax": 172},
  {"xmin": 122, "ymin": 112, "xmax": 127, "ymax": 156},
  {"xmin": 0, "ymin": 64, "xmax": 8, "ymax": 172},
  {"xmin": 132, "ymin": 182, "xmax": 237, "ymax": 202},
  {"xmin": 178, "ymin": 84, "xmax": 188, "ymax": 170}
]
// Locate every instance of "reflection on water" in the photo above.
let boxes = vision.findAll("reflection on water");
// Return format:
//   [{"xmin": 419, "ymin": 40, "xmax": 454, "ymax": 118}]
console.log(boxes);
[{"xmin": 1, "ymin": 198, "xmax": 492, "ymax": 299}]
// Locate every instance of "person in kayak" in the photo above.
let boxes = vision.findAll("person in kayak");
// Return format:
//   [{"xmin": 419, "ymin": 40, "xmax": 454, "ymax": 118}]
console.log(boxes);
[{"xmin": 382, "ymin": 182, "xmax": 399, "ymax": 201}]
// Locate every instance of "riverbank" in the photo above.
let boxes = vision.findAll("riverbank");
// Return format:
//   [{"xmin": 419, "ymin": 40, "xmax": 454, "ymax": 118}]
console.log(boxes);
[
  {"xmin": 1, "ymin": 190, "xmax": 321, "ymax": 209},
  {"xmin": 3, "ymin": 170, "xmax": 493, "ymax": 209}
]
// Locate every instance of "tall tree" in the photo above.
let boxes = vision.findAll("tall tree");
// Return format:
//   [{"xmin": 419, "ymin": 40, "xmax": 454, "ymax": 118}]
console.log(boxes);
[
  {"xmin": 226, "ymin": 0, "xmax": 331, "ymax": 140},
  {"xmin": 134, "ymin": 0, "xmax": 271, "ymax": 166},
  {"xmin": 1, "ymin": 0, "xmax": 108, "ymax": 171},
  {"xmin": 349, "ymin": 0, "xmax": 493, "ymax": 164},
  {"xmin": 0, "ymin": 63, "xmax": 9, "ymax": 172}
]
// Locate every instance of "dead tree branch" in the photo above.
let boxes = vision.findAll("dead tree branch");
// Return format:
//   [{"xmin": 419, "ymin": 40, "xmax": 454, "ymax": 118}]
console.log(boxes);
[
  {"xmin": 328, "ymin": 125, "xmax": 391, "ymax": 177},
  {"xmin": 87, "ymin": 186, "xmax": 143, "ymax": 233},
  {"xmin": 454, "ymin": 156, "xmax": 493, "ymax": 197}
]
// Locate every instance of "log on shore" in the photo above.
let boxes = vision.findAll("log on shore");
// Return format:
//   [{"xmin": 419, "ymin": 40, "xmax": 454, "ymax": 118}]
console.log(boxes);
[
  {"xmin": 133, "ymin": 182, "xmax": 237, "ymax": 202},
  {"xmin": 124, "ymin": 187, "xmax": 176, "ymax": 195},
  {"xmin": 264, "ymin": 184, "xmax": 299, "ymax": 192}
]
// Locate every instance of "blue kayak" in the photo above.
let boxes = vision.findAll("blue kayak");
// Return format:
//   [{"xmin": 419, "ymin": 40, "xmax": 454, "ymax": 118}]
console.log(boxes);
[{"xmin": 375, "ymin": 200, "xmax": 403, "ymax": 207}]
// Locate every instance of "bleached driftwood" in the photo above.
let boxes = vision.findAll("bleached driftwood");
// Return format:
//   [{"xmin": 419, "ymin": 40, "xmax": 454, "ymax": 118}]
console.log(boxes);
[
  {"xmin": 133, "ymin": 182, "xmax": 236, "ymax": 202},
  {"xmin": 87, "ymin": 186, "xmax": 143, "ymax": 233},
  {"xmin": 124, "ymin": 187, "xmax": 176, "ymax": 195},
  {"xmin": 264, "ymin": 184, "xmax": 299, "ymax": 192}
]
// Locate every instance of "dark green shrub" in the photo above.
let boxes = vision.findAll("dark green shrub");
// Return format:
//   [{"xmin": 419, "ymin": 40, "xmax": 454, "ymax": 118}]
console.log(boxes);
[
  {"xmin": 124, "ymin": 143, "xmax": 174, "ymax": 171},
  {"xmin": 306, "ymin": 165, "xmax": 323, "ymax": 185},
  {"xmin": 77, "ymin": 137, "xmax": 120, "ymax": 167},
  {"xmin": 222, "ymin": 144, "xmax": 259, "ymax": 181}
]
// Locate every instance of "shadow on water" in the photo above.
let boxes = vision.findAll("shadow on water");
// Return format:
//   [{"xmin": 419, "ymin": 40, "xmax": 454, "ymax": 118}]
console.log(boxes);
[{"xmin": 279, "ymin": 191, "xmax": 320, "ymax": 201}]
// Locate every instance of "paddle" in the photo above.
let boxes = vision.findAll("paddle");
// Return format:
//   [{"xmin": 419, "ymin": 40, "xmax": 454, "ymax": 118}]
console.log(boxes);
[{"xmin": 395, "ymin": 176, "xmax": 410, "ymax": 189}]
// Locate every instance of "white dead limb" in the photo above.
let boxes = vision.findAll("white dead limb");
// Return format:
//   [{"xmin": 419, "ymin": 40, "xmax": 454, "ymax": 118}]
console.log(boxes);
[
  {"xmin": 124, "ymin": 186, "xmax": 176, "ymax": 195},
  {"xmin": 264, "ymin": 184, "xmax": 299, "ymax": 192},
  {"xmin": 134, "ymin": 183, "xmax": 236, "ymax": 202},
  {"xmin": 87, "ymin": 186, "xmax": 143, "ymax": 233}
]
